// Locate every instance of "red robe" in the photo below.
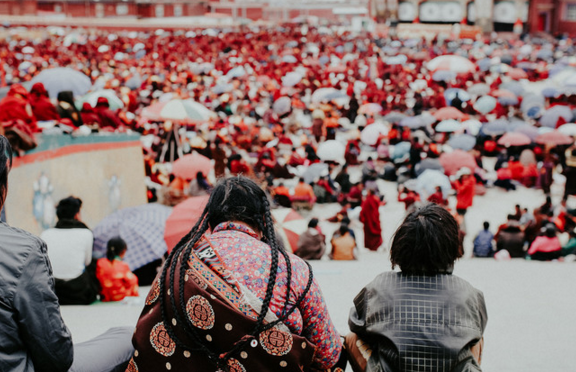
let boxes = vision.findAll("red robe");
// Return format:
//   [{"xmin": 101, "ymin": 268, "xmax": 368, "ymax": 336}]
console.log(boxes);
[
  {"xmin": 360, "ymin": 194, "xmax": 383, "ymax": 251},
  {"xmin": 96, "ymin": 258, "xmax": 139, "ymax": 302}
]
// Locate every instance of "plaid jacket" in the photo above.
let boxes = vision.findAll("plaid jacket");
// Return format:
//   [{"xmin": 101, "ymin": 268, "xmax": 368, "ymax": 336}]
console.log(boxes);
[{"xmin": 349, "ymin": 272, "xmax": 487, "ymax": 372}]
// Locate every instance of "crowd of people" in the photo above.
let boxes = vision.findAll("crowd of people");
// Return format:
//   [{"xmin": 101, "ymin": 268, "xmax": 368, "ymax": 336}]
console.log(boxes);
[
  {"xmin": 3, "ymin": 25, "xmax": 576, "ymax": 262},
  {"xmin": 5, "ymin": 20, "xmax": 576, "ymax": 372}
]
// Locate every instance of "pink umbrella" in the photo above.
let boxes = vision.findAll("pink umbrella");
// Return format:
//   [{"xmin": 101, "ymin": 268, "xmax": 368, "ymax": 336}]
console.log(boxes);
[
  {"xmin": 507, "ymin": 68, "xmax": 528, "ymax": 80},
  {"xmin": 359, "ymin": 103, "xmax": 383, "ymax": 115},
  {"xmin": 491, "ymin": 89, "xmax": 516, "ymax": 98},
  {"xmin": 497, "ymin": 132, "xmax": 532, "ymax": 147},
  {"xmin": 433, "ymin": 107, "xmax": 468, "ymax": 121},
  {"xmin": 427, "ymin": 55, "xmax": 476, "ymax": 73},
  {"xmin": 164, "ymin": 195, "xmax": 210, "ymax": 252},
  {"xmin": 535, "ymin": 130, "xmax": 574, "ymax": 146},
  {"xmin": 439, "ymin": 150, "xmax": 477, "ymax": 176},
  {"xmin": 172, "ymin": 152, "xmax": 213, "ymax": 179}
]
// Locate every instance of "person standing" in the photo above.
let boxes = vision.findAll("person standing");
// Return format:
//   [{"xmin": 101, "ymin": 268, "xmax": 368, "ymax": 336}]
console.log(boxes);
[
  {"xmin": 40, "ymin": 196, "xmax": 99, "ymax": 305},
  {"xmin": 454, "ymin": 167, "xmax": 475, "ymax": 234},
  {"xmin": 360, "ymin": 189, "xmax": 383, "ymax": 251}
]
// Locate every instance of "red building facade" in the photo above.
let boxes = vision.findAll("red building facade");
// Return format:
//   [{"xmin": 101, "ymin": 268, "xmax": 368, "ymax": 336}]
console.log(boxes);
[{"xmin": 528, "ymin": 0, "xmax": 576, "ymax": 34}]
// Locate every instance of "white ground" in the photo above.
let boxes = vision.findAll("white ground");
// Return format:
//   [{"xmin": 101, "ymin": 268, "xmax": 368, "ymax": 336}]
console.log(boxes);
[{"xmin": 61, "ymin": 169, "xmax": 576, "ymax": 372}]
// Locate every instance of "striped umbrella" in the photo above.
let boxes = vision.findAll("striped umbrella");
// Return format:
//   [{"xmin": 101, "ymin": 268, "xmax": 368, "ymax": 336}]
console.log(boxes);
[
  {"xmin": 93, "ymin": 204, "xmax": 172, "ymax": 271},
  {"xmin": 141, "ymin": 99, "xmax": 217, "ymax": 123},
  {"xmin": 271, "ymin": 208, "xmax": 308, "ymax": 253}
]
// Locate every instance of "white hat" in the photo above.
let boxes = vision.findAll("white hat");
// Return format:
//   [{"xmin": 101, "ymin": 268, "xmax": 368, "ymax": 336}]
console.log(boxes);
[{"xmin": 457, "ymin": 167, "xmax": 472, "ymax": 178}]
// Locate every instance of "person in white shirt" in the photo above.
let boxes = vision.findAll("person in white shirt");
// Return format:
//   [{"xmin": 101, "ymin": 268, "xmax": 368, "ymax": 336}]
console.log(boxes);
[{"xmin": 41, "ymin": 196, "xmax": 98, "ymax": 305}]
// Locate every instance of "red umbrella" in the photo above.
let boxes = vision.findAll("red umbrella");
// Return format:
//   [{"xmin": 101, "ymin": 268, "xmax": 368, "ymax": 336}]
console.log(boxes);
[
  {"xmin": 172, "ymin": 152, "xmax": 213, "ymax": 179},
  {"xmin": 507, "ymin": 68, "xmax": 528, "ymax": 80},
  {"xmin": 433, "ymin": 107, "xmax": 467, "ymax": 121},
  {"xmin": 497, "ymin": 132, "xmax": 532, "ymax": 147},
  {"xmin": 439, "ymin": 150, "xmax": 477, "ymax": 176},
  {"xmin": 490, "ymin": 89, "xmax": 516, "ymax": 98},
  {"xmin": 359, "ymin": 103, "xmax": 383, "ymax": 115},
  {"xmin": 164, "ymin": 195, "xmax": 209, "ymax": 252},
  {"xmin": 271, "ymin": 208, "xmax": 307, "ymax": 253},
  {"xmin": 535, "ymin": 130, "xmax": 574, "ymax": 146}
]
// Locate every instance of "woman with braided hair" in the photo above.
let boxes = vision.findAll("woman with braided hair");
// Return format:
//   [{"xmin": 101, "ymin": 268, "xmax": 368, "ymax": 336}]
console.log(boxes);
[{"xmin": 129, "ymin": 176, "xmax": 343, "ymax": 372}]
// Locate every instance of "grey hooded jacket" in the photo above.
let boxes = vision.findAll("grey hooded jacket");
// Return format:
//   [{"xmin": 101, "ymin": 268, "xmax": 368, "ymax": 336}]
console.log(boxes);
[{"xmin": 0, "ymin": 222, "xmax": 74, "ymax": 372}]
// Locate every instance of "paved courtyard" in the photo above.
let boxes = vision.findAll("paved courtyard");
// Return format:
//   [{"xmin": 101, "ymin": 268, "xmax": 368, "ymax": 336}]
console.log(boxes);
[{"xmin": 61, "ymin": 177, "xmax": 576, "ymax": 371}]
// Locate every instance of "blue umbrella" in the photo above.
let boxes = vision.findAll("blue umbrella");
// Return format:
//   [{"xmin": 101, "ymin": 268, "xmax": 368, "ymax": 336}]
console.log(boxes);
[
  {"xmin": 392, "ymin": 142, "xmax": 411, "ymax": 162},
  {"xmin": 432, "ymin": 71, "xmax": 456, "ymax": 82},
  {"xmin": 540, "ymin": 105, "xmax": 573, "ymax": 128},
  {"xmin": 416, "ymin": 169, "xmax": 452, "ymax": 199},
  {"xmin": 444, "ymin": 89, "xmax": 471, "ymax": 106},
  {"xmin": 93, "ymin": 204, "xmax": 172, "ymax": 271},
  {"xmin": 513, "ymin": 124, "xmax": 539, "ymax": 141},
  {"xmin": 448, "ymin": 134, "xmax": 477, "ymax": 151},
  {"xmin": 31, "ymin": 67, "xmax": 92, "ymax": 99},
  {"xmin": 387, "ymin": 54, "xmax": 408, "ymax": 65},
  {"xmin": 474, "ymin": 96, "xmax": 497, "ymax": 114},
  {"xmin": 500, "ymin": 81, "xmax": 524, "ymax": 97},
  {"xmin": 477, "ymin": 58, "xmax": 492, "ymax": 72},
  {"xmin": 400, "ymin": 115, "xmax": 427, "ymax": 129},
  {"xmin": 482, "ymin": 119, "xmax": 509, "ymax": 135},
  {"xmin": 415, "ymin": 158, "xmax": 444, "ymax": 177},
  {"xmin": 436, "ymin": 119, "xmax": 462, "ymax": 133},
  {"xmin": 542, "ymin": 87, "xmax": 559, "ymax": 98},
  {"xmin": 384, "ymin": 112, "xmax": 407, "ymax": 124},
  {"xmin": 302, "ymin": 163, "xmax": 329, "ymax": 184},
  {"xmin": 498, "ymin": 96, "xmax": 519, "ymax": 106}
]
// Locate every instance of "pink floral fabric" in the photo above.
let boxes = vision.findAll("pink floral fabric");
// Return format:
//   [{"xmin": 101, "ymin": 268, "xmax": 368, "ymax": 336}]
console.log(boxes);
[{"xmin": 209, "ymin": 222, "xmax": 342, "ymax": 369}]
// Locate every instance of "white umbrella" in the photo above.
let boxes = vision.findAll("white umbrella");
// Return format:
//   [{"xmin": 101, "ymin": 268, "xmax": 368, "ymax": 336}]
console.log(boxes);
[
  {"xmin": 427, "ymin": 55, "xmax": 476, "ymax": 73},
  {"xmin": 311, "ymin": 88, "xmax": 338, "ymax": 104},
  {"xmin": 416, "ymin": 169, "xmax": 452, "ymax": 199},
  {"xmin": 282, "ymin": 72, "xmax": 302, "ymax": 87},
  {"xmin": 273, "ymin": 97, "xmax": 292, "ymax": 115},
  {"xmin": 558, "ymin": 123, "xmax": 576, "ymax": 136},
  {"xmin": 361, "ymin": 122, "xmax": 389, "ymax": 146},
  {"xmin": 316, "ymin": 140, "xmax": 345, "ymax": 162}
]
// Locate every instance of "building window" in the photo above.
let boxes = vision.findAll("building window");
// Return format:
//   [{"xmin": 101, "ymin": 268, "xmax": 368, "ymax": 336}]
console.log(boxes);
[
  {"xmin": 155, "ymin": 4, "xmax": 164, "ymax": 17},
  {"xmin": 567, "ymin": 4, "xmax": 576, "ymax": 21},
  {"xmin": 174, "ymin": 4, "xmax": 183, "ymax": 17},
  {"xmin": 116, "ymin": 4, "xmax": 129, "ymax": 16},
  {"xmin": 96, "ymin": 3, "xmax": 104, "ymax": 18}
]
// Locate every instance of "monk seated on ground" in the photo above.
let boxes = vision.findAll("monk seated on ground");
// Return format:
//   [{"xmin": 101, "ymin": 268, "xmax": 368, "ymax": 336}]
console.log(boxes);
[{"xmin": 291, "ymin": 177, "xmax": 316, "ymax": 210}]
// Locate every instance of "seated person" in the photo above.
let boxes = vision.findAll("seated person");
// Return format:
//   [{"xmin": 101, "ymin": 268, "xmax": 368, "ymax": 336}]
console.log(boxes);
[
  {"xmin": 347, "ymin": 182, "xmax": 364, "ymax": 208},
  {"xmin": 273, "ymin": 182, "xmax": 292, "ymax": 208},
  {"xmin": 330, "ymin": 223, "xmax": 357, "ymax": 260},
  {"xmin": 96, "ymin": 237, "xmax": 139, "ymax": 302},
  {"xmin": 427, "ymin": 185, "xmax": 447, "ymax": 206},
  {"xmin": 295, "ymin": 218, "xmax": 326, "ymax": 260},
  {"xmin": 494, "ymin": 163, "xmax": 516, "ymax": 191},
  {"xmin": 495, "ymin": 216, "xmax": 525, "ymax": 258},
  {"xmin": 347, "ymin": 204, "xmax": 487, "ymax": 372},
  {"xmin": 292, "ymin": 177, "xmax": 316, "ymax": 208},
  {"xmin": 528, "ymin": 223, "xmax": 562, "ymax": 261},
  {"xmin": 473, "ymin": 221, "xmax": 494, "ymax": 257},
  {"xmin": 40, "ymin": 196, "xmax": 99, "ymax": 305},
  {"xmin": 188, "ymin": 171, "xmax": 211, "ymax": 197}
]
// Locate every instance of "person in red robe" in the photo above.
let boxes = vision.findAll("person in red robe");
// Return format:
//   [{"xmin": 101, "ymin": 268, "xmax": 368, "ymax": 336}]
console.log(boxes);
[
  {"xmin": 96, "ymin": 237, "xmax": 139, "ymax": 302},
  {"xmin": 0, "ymin": 84, "xmax": 37, "ymax": 132},
  {"xmin": 28, "ymin": 82, "xmax": 60, "ymax": 122},
  {"xmin": 80, "ymin": 103, "xmax": 101, "ymax": 126},
  {"xmin": 94, "ymin": 97, "xmax": 122, "ymax": 129},
  {"xmin": 360, "ymin": 189, "xmax": 383, "ymax": 251}
]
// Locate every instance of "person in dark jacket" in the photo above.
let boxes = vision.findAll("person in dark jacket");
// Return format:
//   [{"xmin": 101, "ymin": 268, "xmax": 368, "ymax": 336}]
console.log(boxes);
[
  {"xmin": 295, "ymin": 218, "xmax": 326, "ymax": 260},
  {"xmin": 56, "ymin": 90, "xmax": 83, "ymax": 127},
  {"xmin": 0, "ymin": 135, "xmax": 134, "ymax": 372},
  {"xmin": 0, "ymin": 136, "xmax": 73, "ymax": 372},
  {"xmin": 347, "ymin": 204, "xmax": 487, "ymax": 372},
  {"xmin": 495, "ymin": 216, "xmax": 525, "ymax": 258}
]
